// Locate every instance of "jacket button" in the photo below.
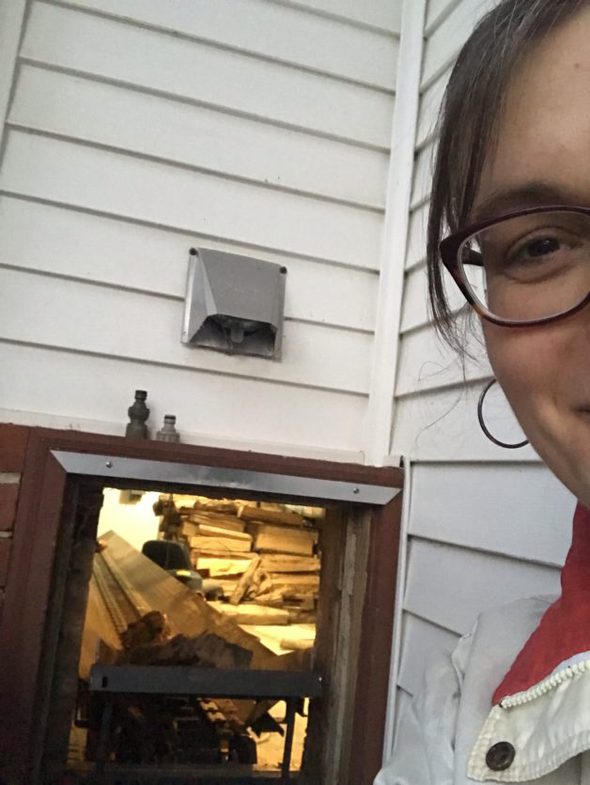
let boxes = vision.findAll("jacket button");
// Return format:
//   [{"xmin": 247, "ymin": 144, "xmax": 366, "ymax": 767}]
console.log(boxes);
[{"xmin": 486, "ymin": 741, "xmax": 515, "ymax": 771}]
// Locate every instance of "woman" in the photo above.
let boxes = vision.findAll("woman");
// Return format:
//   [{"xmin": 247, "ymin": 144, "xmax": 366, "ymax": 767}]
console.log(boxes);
[{"xmin": 376, "ymin": 0, "xmax": 590, "ymax": 782}]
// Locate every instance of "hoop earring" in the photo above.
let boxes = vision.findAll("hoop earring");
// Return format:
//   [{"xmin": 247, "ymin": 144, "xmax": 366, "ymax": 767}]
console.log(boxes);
[{"xmin": 477, "ymin": 379, "xmax": 529, "ymax": 449}]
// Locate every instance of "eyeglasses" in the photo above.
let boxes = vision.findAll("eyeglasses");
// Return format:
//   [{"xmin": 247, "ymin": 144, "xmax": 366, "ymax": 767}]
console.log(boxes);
[{"xmin": 440, "ymin": 205, "xmax": 590, "ymax": 326}]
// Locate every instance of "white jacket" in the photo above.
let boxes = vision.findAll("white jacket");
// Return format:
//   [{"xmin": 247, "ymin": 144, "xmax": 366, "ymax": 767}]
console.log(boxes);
[{"xmin": 376, "ymin": 504, "xmax": 590, "ymax": 785}]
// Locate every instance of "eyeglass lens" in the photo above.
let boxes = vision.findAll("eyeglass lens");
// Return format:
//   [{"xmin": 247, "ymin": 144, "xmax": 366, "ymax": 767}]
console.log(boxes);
[{"xmin": 458, "ymin": 210, "xmax": 590, "ymax": 322}]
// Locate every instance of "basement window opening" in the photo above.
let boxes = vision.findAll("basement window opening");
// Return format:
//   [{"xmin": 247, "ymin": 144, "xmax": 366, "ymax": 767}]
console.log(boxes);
[{"xmin": 65, "ymin": 488, "xmax": 324, "ymax": 780}]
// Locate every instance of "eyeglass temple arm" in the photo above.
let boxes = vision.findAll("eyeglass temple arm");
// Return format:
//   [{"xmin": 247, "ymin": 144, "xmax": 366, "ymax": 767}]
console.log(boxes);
[{"xmin": 464, "ymin": 249, "xmax": 483, "ymax": 267}]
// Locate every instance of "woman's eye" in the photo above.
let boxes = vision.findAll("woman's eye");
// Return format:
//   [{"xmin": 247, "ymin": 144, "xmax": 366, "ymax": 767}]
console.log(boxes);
[
  {"xmin": 523, "ymin": 236, "xmax": 560, "ymax": 258},
  {"xmin": 506, "ymin": 232, "xmax": 571, "ymax": 269}
]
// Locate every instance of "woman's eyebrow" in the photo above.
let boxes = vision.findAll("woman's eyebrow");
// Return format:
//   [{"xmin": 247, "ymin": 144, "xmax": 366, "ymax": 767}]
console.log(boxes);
[{"xmin": 472, "ymin": 183, "xmax": 580, "ymax": 221}]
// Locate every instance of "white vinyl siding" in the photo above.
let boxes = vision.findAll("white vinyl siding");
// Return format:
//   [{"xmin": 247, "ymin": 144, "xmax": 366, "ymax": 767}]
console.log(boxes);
[
  {"xmin": 0, "ymin": 0, "xmax": 402, "ymax": 459},
  {"xmin": 385, "ymin": 0, "xmax": 578, "ymax": 759}
]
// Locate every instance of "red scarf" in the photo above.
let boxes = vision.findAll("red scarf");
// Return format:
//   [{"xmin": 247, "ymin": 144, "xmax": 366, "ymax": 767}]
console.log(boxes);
[{"xmin": 494, "ymin": 503, "xmax": 590, "ymax": 704}]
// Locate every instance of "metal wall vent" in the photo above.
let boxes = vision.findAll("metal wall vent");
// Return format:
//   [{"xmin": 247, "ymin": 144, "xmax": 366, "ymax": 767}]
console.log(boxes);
[{"xmin": 181, "ymin": 248, "xmax": 286, "ymax": 359}]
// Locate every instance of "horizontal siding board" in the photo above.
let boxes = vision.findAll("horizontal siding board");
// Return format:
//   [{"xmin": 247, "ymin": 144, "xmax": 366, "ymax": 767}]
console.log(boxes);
[
  {"xmin": 397, "ymin": 612, "xmax": 459, "ymax": 695},
  {"xmin": 0, "ymin": 197, "xmax": 378, "ymax": 332},
  {"xmin": 277, "ymin": 0, "xmax": 402, "ymax": 34},
  {"xmin": 0, "ymin": 341, "xmax": 366, "ymax": 455},
  {"xmin": 0, "ymin": 131, "xmax": 383, "ymax": 268},
  {"xmin": 425, "ymin": 0, "xmax": 462, "ymax": 34},
  {"xmin": 416, "ymin": 68, "xmax": 448, "ymax": 149},
  {"xmin": 410, "ymin": 143, "xmax": 434, "ymax": 208},
  {"xmin": 0, "ymin": 0, "xmax": 27, "ymax": 144},
  {"xmin": 405, "ymin": 202, "xmax": 429, "ymax": 270},
  {"xmin": 421, "ymin": 0, "xmax": 497, "ymax": 88},
  {"xmin": 395, "ymin": 321, "xmax": 489, "ymax": 397},
  {"xmin": 400, "ymin": 263, "xmax": 466, "ymax": 334},
  {"xmin": 60, "ymin": 0, "xmax": 399, "ymax": 90},
  {"xmin": 22, "ymin": 2, "xmax": 394, "ymax": 148},
  {"xmin": 404, "ymin": 538, "xmax": 560, "ymax": 635},
  {"xmin": 409, "ymin": 463, "xmax": 575, "ymax": 566},
  {"xmin": 9, "ymin": 65, "xmax": 388, "ymax": 208},
  {"xmin": 0, "ymin": 267, "xmax": 373, "ymax": 394},
  {"xmin": 400, "ymin": 265, "xmax": 428, "ymax": 333},
  {"xmin": 391, "ymin": 385, "xmax": 540, "ymax": 461}
]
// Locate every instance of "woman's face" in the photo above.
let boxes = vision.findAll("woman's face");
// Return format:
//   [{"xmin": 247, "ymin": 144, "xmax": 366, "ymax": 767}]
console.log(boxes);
[{"xmin": 476, "ymin": 6, "xmax": 590, "ymax": 504}]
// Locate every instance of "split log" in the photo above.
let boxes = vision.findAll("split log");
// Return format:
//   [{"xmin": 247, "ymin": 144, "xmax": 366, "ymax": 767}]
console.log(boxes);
[
  {"xmin": 183, "ymin": 510, "xmax": 247, "ymax": 532},
  {"xmin": 211, "ymin": 601, "xmax": 290, "ymax": 626},
  {"xmin": 259, "ymin": 554, "xmax": 320, "ymax": 573},
  {"xmin": 197, "ymin": 524, "xmax": 252, "ymax": 543},
  {"xmin": 190, "ymin": 534, "xmax": 252, "ymax": 553},
  {"xmin": 195, "ymin": 557, "xmax": 252, "ymax": 578},
  {"xmin": 280, "ymin": 637, "xmax": 315, "ymax": 652},
  {"xmin": 238, "ymin": 505, "xmax": 305, "ymax": 527},
  {"xmin": 229, "ymin": 556, "xmax": 262, "ymax": 605},
  {"xmin": 247, "ymin": 524, "xmax": 317, "ymax": 556}
]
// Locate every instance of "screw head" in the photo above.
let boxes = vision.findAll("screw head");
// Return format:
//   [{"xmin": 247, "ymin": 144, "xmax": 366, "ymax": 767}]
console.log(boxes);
[
  {"xmin": 105, "ymin": 461, "xmax": 113, "ymax": 469},
  {"xmin": 353, "ymin": 487, "xmax": 360, "ymax": 495}
]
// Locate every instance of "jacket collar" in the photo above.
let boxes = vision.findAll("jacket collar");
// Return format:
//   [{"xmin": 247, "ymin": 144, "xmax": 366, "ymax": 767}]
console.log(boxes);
[{"xmin": 493, "ymin": 503, "xmax": 590, "ymax": 705}]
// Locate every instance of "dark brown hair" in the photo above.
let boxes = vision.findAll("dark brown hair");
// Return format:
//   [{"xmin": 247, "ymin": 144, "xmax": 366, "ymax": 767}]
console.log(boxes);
[{"xmin": 428, "ymin": 0, "xmax": 588, "ymax": 350}]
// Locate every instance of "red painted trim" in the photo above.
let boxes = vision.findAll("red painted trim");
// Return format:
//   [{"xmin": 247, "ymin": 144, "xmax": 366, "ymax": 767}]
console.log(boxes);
[
  {"xmin": 0, "ymin": 424, "xmax": 30, "ymax": 473},
  {"xmin": 0, "ymin": 425, "xmax": 403, "ymax": 783},
  {"xmin": 348, "ymin": 495, "xmax": 402, "ymax": 785}
]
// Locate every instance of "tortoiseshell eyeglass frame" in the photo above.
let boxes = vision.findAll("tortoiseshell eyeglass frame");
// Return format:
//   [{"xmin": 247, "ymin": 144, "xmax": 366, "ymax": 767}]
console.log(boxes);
[{"xmin": 439, "ymin": 204, "xmax": 590, "ymax": 327}]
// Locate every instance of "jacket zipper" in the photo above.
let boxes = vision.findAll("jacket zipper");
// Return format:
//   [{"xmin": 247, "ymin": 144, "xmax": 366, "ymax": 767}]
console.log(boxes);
[{"xmin": 500, "ymin": 658, "xmax": 590, "ymax": 708}]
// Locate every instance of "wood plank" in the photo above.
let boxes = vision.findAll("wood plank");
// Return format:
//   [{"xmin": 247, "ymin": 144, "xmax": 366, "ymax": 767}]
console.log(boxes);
[
  {"xmin": 195, "ymin": 557, "xmax": 252, "ymax": 578},
  {"xmin": 63, "ymin": 0, "xmax": 399, "ymax": 89},
  {"xmin": 209, "ymin": 601, "xmax": 290, "ymax": 626},
  {"xmin": 0, "ymin": 266, "xmax": 373, "ymax": 396},
  {"xmin": 100, "ymin": 532, "xmax": 282, "ymax": 668},
  {"xmin": 190, "ymin": 534, "xmax": 252, "ymax": 554},
  {"xmin": 238, "ymin": 504, "xmax": 305, "ymax": 527},
  {"xmin": 10, "ymin": 65, "xmax": 389, "ymax": 208},
  {"xmin": 22, "ymin": 2, "xmax": 395, "ymax": 148},
  {"xmin": 259, "ymin": 555, "xmax": 320, "ymax": 573},
  {"xmin": 0, "ymin": 131, "xmax": 383, "ymax": 267},
  {"xmin": 183, "ymin": 513, "xmax": 246, "ymax": 534},
  {"xmin": 249, "ymin": 524, "xmax": 317, "ymax": 556},
  {"xmin": 197, "ymin": 524, "xmax": 252, "ymax": 543},
  {"xmin": 229, "ymin": 557, "xmax": 262, "ymax": 604}
]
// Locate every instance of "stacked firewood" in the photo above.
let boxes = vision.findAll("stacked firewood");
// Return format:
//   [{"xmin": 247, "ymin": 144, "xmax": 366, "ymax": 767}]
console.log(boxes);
[{"xmin": 178, "ymin": 498, "xmax": 322, "ymax": 621}]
